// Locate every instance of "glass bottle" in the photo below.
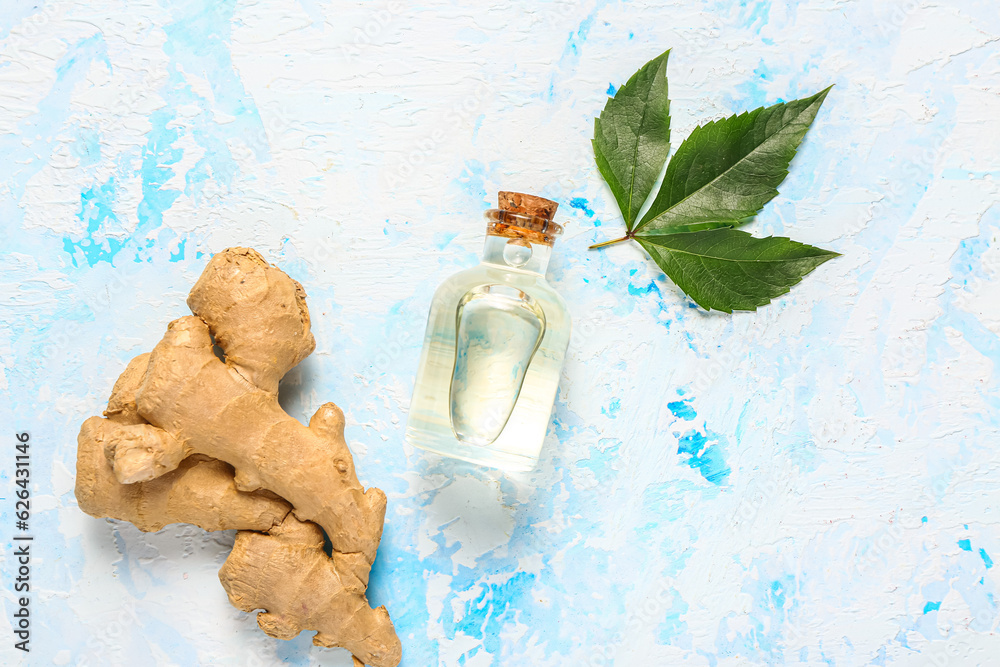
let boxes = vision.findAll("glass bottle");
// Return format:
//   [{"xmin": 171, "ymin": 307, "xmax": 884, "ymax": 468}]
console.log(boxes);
[{"xmin": 406, "ymin": 192, "xmax": 571, "ymax": 472}]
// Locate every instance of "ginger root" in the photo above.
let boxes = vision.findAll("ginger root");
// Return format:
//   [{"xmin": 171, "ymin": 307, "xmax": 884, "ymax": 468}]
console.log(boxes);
[
  {"xmin": 75, "ymin": 248, "xmax": 400, "ymax": 666},
  {"xmin": 76, "ymin": 353, "xmax": 291, "ymax": 532},
  {"xmin": 101, "ymin": 249, "xmax": 386, "ymax": 563},
  {"xmin": 220, "ymin": 515, "xmax": 402, "ymax": 667},
  {"xmin": 131, "ymin": 315, "xmax": 386, "ymax": 561},
  {"xmin": 78, "ymin": 418, "xmax": 292, "ymax": 533}
]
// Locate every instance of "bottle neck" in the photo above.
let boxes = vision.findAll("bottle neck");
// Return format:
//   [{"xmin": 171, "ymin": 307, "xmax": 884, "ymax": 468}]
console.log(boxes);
[{"xmin": 481, "ymin": 235, "xmax": 552, "ymax": 276}]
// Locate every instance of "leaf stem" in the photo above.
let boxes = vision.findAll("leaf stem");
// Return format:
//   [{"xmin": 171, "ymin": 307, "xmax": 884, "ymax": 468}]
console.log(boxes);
[{"xmin": 588, "ymin": 234, "xmax": 634, "ymax": 250}]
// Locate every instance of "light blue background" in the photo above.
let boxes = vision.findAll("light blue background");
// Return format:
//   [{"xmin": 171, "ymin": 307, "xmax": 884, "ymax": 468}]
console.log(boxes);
[{"xmin": 2, "ymin": 0, "xmax": 1000, "ymax": 665}]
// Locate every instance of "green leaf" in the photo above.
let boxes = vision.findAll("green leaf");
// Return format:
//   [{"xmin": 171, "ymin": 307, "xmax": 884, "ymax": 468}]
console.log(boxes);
[
  {"xmin": 636, "ymin": 228, "xmax": 839, "ymax": 312},
  {"xmin": 592, "ymin": 49, "xmax": 671, "ymax": 231},
  {"xmin": 635, "ymin": 86, "xmax": 831, "ymax": 234}
]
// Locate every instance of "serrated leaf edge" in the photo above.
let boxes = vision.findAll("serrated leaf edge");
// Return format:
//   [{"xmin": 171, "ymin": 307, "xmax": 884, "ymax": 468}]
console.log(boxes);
[
  {"xmin": 636, "ymin": 231, "xmax": 839, "ymax": 313},
  {"xmin": 592, "ymin": 48, "xmax": 671, "ymax": 230},
  {"xmin": 635, "ymin": 85, "xmax": 832, "ymax": 234}
]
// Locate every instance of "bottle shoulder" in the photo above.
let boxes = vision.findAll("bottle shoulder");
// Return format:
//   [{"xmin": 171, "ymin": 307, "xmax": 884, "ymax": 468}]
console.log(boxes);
[
  {"xmin": 432, "ymin": 263, "xmax": 568, "ymax": 316},
  {"xmin": 432, "ymin": 264, "xmax": 486, "ymax": 297}
]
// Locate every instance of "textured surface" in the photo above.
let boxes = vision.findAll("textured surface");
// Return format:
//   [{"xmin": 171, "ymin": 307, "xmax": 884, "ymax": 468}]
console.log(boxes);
[{"xmin": 2, "ymin": 0, "xmax": 1000, "ymax": 665}]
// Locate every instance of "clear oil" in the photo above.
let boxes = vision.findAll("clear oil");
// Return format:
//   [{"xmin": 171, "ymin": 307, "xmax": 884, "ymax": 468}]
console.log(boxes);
[
  {"xmin": 450, "ymin": 284, "xmax": 546, "ymax": 446},
  {"xmin": 406, "ymin": 235, "xmax": 570, "ymax": 471}
]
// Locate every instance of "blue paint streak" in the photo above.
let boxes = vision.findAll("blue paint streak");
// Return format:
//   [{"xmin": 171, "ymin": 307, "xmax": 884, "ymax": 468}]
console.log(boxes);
[
  {"xmin": 569, "ymin": 197, "xmax": 594, "ymax": 217},
  {"xmin": 627, "ymin": 280, "xmax": 659, "ymax": 296},
  {"xmin": 655, "ymin": 589, "xmax": 689, "ymax": 642},
  {"xmin": 923, "ymin": 601, "xmax": 941, "ymax": 613},
  {"xmin": 770, "ymin": 580, "xmax": 786, "ymax": 608},
  {"xmin": 170, "ymin": 239, "xmax": 186, "ymax": 262},
  {"xmin": 667, "ymin": 399, "xmax": 696, "ymax": 421},
  {"xmin": 63, "ymin": 177, "xmax": 126, "ymax": 267},
  {"xmin": 434, "ymin": 231, "xmax": 459, "ymax": 249},
  {"xmin": 754, "ymin": 60, "xmax": 772, "ymax": 82},
  {"xmin": 0, "ymin": 33, "xmax": 109, "ymax": 235},
  {"xmin": 959, "ymin": 539, "xmax": 972, "ymax": 551},
  {"xmin": 741, "ymin": 0, "xmax": 771, "ymax": 34},
  {"xmin": 441, "ymin": 571, "xmax": 536, "ymax": 659},
  {"xmin": 677, "ymin": 431, "xmax": 708, "ymax": 455},
  {"xmin": 980, "ymin": 548, "xmax": 993, "ymax": 569},
  {"xmin": 137, "ymin": 108, "xmax": 183, "ymax": 231},
  {"xmin": 602, "ymin": 398, "xmax": 621, "ymax": 418},
  {"xmin": 606, "ymin": 83, "xmax": 616, "ymax": 96},
  {"xmin": 565, "ymin": 13, "xmax": 595, "ymax": 56},
  {"xmin": 56, "ymin": 1, "xmax": 269, "ymax": 267},
  {"xmin": 714, "ymin": 571, "xmax": 797, "ymax": 661},
  {"xmin": 677, "ymin": 430, "xmax": 730, "ymax": 485}
]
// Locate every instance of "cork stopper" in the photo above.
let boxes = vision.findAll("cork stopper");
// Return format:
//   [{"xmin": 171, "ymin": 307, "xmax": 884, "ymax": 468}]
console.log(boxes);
[
  {"xmin": 485, "ymin": 191, "xmax": 563, "ymax": 246},
  {"xmin": 498, "ymin": 192, "xmax": 559, "ymax": 220}
]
